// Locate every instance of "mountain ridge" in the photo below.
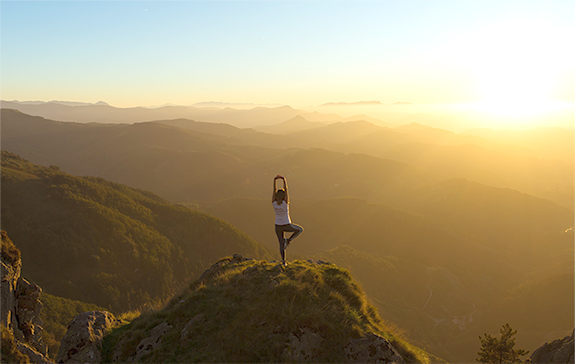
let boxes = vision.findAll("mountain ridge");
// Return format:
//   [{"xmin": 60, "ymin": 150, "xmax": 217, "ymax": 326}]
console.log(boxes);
[{"xmin": 0, "ymin": 101, "xmax": 347, "ymax": 127}]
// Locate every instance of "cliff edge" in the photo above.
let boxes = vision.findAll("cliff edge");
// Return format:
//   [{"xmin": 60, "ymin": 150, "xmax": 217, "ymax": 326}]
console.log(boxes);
[{"xmin": 1, "ymin": 230, "xmax": 52, "ymax": 363}]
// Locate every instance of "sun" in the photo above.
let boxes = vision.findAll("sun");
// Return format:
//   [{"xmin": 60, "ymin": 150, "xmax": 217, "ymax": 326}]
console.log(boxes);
[{"xmin": 462, "ymin": 18, "xmax": 574, "ymax": 123}]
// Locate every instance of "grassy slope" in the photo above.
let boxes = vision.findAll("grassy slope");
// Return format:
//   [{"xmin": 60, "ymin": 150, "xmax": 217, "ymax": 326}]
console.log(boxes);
[
  {"xmin": 1, "ymin": 230, "xmax": 21, "ymax": 269},
  {"xmin": 103, "ymin": 258, "xmax": 442, "ymax": 363},
  {"xmin": 308, "ymin": 245, "xmax": 475, "ymax": 362},
  {"xmin": 1, "ymin": 151, "xmax": 271, "ymax": 312}
]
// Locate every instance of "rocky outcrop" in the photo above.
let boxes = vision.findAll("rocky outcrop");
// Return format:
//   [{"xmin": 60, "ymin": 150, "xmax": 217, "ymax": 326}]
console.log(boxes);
[
  {"xmin": 15, "ymin": 277, "xmax": 46, "ymax": 353},
  {"xmin": 56, "ymin": 310, "xmax": 119, "ymax": 364},
  {"xmin": 345, "ymin": 333, "xmax": 407, "ymax": 363},
  {"xmin": 1, "ymin": 239, "xmax": 22, "ymax": 333},
  {"xmin": 16, "ymin": 341, "xmax": 53, "ymax": 364},
  {"xmin": 530, "ymin": 329, "xmax": 574, "ymax": 364},
  {"xmin": 283, "ymin": 326, "xmax": 407, "ymax": 363},
  {"xmin": 1, "ymin": 230, "xmax": 51, "ymax": 363},
  {"xmin": 113, "ymin": 322, "xmax": 172, "ymax": 363}
]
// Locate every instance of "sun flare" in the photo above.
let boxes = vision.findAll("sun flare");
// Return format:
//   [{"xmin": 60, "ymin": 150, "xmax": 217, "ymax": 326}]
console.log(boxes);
[
  {"xmin": 461, "ymin": 18, "xmax": 574, "ymax": 121},
  {"xmin": 471, "ymin": 98, "xmax": 565, "ymax": 118}
]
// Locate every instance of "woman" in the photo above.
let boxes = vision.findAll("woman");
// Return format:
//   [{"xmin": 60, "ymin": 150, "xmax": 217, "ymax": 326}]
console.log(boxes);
[{"xmin": 272, "ymin": 175, "xmax": 303, "ymax": 265}]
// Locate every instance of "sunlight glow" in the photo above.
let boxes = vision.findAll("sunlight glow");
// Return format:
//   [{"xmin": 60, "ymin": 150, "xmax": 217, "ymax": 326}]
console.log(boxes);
[
  {"xmin": 462, "ymin": 18, "xmax": 575, "ymax": 120},
  {"xmin": 471, "ymin": 99, "xmax": 566, "ymax": 118}
]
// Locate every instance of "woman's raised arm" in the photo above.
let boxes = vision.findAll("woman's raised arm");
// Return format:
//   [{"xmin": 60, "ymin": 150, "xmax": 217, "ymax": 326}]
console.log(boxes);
[
  {"xmin": 272, "ymin": 177, "xmax": 278, "ymax": 202},
  {"xmin": 282, "ymin": 177, "xmax": 289, "ymax": 204}
]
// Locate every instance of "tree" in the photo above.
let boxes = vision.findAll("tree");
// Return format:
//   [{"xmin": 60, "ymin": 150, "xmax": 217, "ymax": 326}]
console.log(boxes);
[{"xmin": 477, "ymin": 323, "xmax": 529, "ymax": 363}]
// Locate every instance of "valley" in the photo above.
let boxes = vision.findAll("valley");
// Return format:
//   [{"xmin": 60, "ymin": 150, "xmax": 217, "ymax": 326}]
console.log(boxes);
[{"xmin": 1, "ymin": 103, "xmax": 573, "ymax": 363}]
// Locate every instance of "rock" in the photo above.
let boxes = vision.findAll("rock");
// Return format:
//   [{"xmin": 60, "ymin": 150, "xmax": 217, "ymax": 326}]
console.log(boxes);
[
  {"xmin": 180, "ymin": 313, "xmax": 206, "ymax": 341},
  {"xmin": 15, "ymin": 277, "xmax": 46, "ymax": 354},
  {"xmin": 125, "ymin": 322, "xmax": 171, "ymax": 362},
  {"xmin": 530, "ymin": 329, "xmax": 574, "ymax": 364},
  {"xmin": 1, "ymin": 231, "xmax": 50, "ymax": 361},
  {"xmin": 1, "ymin": 259, "xmax": 20, "ymax": 333},
  {"xmin": 283, "ymin": 328, "xmax": 324, "ymax": 362},
  {"xmin": 345, "ymin": 333, "xmax": 406, "ymax": 363},
  {"xmin": 56, "ymin": 310, "xmax": 119, "ymax": 364},
  {"xmin": 16, "ymin": 341, "xmax": 53, "ymax": 364}
]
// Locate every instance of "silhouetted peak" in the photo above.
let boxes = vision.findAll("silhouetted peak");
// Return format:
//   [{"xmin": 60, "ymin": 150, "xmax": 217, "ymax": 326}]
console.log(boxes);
[
  {"xmin": 396, "ymin": 122, "xmax": 432, "ymax": 130},
  {"xmin": 389, "ymin": 101, "xmax": 416, "ymax": 105},
  {"xmin": 321, "ymin": 100, "xmax": 383, "ymax": 106},
  {"xmin": 281, "ymin": 115, "xmax": 310, "ymax": 125}
]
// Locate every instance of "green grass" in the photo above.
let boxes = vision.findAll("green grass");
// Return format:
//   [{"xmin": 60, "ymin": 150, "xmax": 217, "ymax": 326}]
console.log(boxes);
[
  {"xmin": 102, "ymin": 258, "xmax": 432, "ymax": 363},
  {"xmin": 1, "ymin": 230, "xmax": 20, "ymax": 268}
]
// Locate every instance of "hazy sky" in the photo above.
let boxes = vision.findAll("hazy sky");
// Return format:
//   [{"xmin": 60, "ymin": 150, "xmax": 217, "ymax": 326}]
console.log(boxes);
[{"xmin": 2, "ymin": 0, "xmax": 574, "ymax": 108}]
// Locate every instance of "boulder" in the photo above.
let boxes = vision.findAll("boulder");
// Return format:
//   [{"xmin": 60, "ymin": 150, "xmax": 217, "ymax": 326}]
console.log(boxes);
[
  {"xmin": 345, "ymin": 333, "xmax": 406, "ymax": 363},
  {"xmin": 283, "ymin": 327, "xmax": 324, "ymax": 362},
  {"xmin": 56, "ymin": 311, "xmax": 119, "ymax": 364},
  {"xmin": 530, "ymin": 329, "xmax": 574, "ymax": 364}
]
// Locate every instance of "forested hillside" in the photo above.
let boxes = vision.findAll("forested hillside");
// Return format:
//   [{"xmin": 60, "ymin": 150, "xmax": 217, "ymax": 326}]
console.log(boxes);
[{"xmin": 1, "ymin": 151, "xmax": 271, "ymax": 311}]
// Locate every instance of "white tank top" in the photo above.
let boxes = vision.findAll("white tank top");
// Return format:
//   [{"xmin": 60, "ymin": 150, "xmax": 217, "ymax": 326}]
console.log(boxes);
[{"xmin": 272, "ymin": 201, "xmax": 291, "ymax": 225}]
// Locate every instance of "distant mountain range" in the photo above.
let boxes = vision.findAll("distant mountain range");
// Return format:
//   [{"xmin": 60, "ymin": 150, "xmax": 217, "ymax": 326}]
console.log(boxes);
[
  {"xmin": 0, "ymin": 100, "xmax": 357, "ymax": 127},
  {"xmin": 2, "ymin": 108, "xmax": 571, "ymax": 209},
  {"xmin": 191, "ymin": 101, "xmax": 283, "ymax": 109},
  {"xmin": 321, "ymin": 101, "xmax": 416, "ymax": 106},
  {"xmin": 322, "ymin": 100, "xmax": 384, "ymax": 106},
  {"xmin": 5, "ymin": 100, "xmax": 110, "ymax": 107}
]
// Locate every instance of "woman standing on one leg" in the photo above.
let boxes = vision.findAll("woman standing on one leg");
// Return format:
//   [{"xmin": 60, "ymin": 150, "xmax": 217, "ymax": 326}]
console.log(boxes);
[{"xmin": 272, "ymin": 175, "xmax": 303, "ymax": 265}]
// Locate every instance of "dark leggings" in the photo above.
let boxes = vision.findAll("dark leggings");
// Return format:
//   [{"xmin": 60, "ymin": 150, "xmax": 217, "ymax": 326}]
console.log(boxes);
[{"xmin": 275, "ymin": 223, "xmax": 304, "ymax": 261}]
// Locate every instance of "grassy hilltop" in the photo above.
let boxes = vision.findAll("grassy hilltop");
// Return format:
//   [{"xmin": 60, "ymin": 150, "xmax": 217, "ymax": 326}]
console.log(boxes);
[{"xmin": 103, "ymin": 256, "xmax": 441, "ymax": 363}]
